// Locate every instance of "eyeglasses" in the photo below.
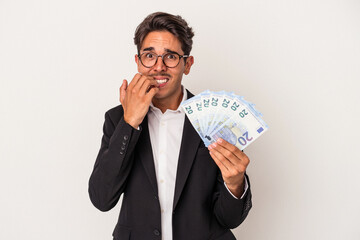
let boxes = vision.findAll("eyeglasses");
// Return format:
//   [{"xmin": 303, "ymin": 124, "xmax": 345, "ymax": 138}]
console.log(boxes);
[{"xmin": 138, "ymin": 52, "xmax": 189, "ymax": 68}]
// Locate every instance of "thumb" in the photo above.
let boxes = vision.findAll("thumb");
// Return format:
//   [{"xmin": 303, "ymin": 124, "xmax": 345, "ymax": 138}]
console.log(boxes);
[
  {"xmin": 119, "ymin": 79, "xmax": 128, "ymax": 104},
  {"xmin": 146, "ymin": 86, "xmax": 159, "ymax": 101}
]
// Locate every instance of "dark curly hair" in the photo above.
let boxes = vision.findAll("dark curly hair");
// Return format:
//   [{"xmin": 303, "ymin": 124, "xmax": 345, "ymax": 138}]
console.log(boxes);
[{"xmin": 134, "ymin": 12, "xmax": 195, "ymax": 55}]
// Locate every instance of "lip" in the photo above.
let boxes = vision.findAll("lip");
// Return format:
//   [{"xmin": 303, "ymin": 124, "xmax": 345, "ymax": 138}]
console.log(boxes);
[
  {"xmin": 156, "ymin": 79, "xmax": 168, "ymax": 88},
  {"xmin": 152, "ymin": 75, "xmax": 170, "ymax": 87},
  {"xmin": 152, "ymin": 74, "xmax": 171, "ymax": 80}
]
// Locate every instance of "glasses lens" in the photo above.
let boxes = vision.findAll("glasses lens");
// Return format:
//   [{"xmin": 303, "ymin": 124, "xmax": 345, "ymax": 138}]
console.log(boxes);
[
  {"xmin": 140, "ymin": 52, "xmax": 156, "ymax": 67},
  {"xmin": 163, "ymin": 53, "xmax": 180, "ymax": 68}
]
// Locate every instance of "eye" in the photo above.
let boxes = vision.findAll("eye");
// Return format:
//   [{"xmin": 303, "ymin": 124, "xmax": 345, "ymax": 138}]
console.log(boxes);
[
  {"xmin": 144, "ymin": 52, "xmax": 155, "ymax": 59},
  {"xmin": 165, "ymin": 53, "xmax": 177, "ymax": 60}
]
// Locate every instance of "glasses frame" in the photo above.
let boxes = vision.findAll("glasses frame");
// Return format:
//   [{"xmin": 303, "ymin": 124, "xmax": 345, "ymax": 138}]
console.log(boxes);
[{"xmin": 138, "ymin": 52, "xmax": 189, "ymax": 68}]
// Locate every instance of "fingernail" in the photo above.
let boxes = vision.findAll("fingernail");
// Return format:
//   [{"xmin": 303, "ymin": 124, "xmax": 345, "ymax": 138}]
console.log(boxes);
[
  {"xmin": 211, "ymin": 143, "xmax": 217, "ymax": 148},
  {"xmin": 208, "ymin": 145, "xmax": 212, "ymax": 150},
  {"xmin": 217, "ymin": 138, "xmax": 223, "ymax": 143}
]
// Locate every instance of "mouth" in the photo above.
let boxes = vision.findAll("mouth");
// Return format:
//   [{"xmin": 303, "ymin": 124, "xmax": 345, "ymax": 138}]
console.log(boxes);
[{"xmin": 153, "ymin": 76, "xmax": 170, "ymax": 88}]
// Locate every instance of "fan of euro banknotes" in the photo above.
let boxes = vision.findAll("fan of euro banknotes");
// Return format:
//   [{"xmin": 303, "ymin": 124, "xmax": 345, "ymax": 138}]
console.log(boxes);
[{"xmin": 181, "ymin": 90, "xmax": 268, "ymax": 150}]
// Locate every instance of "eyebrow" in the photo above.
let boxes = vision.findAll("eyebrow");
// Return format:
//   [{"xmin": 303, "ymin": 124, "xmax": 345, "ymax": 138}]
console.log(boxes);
[
  {"xmin": 141, "ymin": 47, "xmax": 181, "ymax": 55},
  {"xmin": 142, "ymin": 47, "xmax": 154, "ymax": 52}
]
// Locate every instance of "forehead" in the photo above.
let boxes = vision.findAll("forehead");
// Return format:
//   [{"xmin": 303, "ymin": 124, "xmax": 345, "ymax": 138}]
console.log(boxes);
[{"xmin": 141, "ymin": 31, "xmax": 183, "ymax": 53}]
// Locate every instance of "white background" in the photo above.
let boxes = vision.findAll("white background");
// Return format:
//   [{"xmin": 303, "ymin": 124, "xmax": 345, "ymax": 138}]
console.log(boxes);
[{"xmin": 1, "ymin": 0, "xmax": 359, "ymax": 239}]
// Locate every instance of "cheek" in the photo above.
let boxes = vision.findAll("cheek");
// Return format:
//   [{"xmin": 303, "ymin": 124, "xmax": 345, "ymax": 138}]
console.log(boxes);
[
  {"xmin": 138, "ymin": 66, "xmax": 151, "ymax": 75},
  {"xmin": 170, "ymin": 71, "xmax": 184, "ymax": 82},
  {"xmin": 172, "ymin": 66, "xmax": 186, "ymax": 77}
]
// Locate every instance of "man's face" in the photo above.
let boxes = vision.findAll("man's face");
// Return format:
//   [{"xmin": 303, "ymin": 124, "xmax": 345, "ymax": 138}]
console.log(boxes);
[{"xmin": 135, "ymin": 31, "xmax": 194, "ymax": 106}]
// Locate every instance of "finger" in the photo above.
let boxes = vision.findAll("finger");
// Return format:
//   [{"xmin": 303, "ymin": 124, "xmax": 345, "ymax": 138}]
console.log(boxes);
[
  {"xmin": 120, "ymin": 79, "xmax": 128, "ymax": 104},
  {"xmin": 208, "ymin": 143, "xmax": 234, "ymax": 170},
  {"xmin": 127, "ymin": 73, "xmax": 142, "ymax": 90},
  {"xmin": 209, "ymin": 149, "xmax": 230, "ymax": 174},
  {"xmin": 131, "ymin": 74, "xmax": 149, "ymax": 94},
  {"xmin": 147, "ymin": 87, "xmax": 160, "ymax": 99},
  {"xmin": 139, "ymin": 78, "xmax": 159, "ymax": 95},
  {"xmin": 209, "ymin": 145, "xmax": 246, "ymax": 182},
  {"xmin": 216, "ymin": 138, "xmax": 249, "ymax": 164},
  {"xmin": 145, "ymin": 86, "xmax": 160, "ymax": 101},
  {"xmin": 215, "ymin": 139, "xmax": 250, "ymax": 169},
  {"xmin": 212, "ymin": 140, "xmax": 241, "ymax": 166}
]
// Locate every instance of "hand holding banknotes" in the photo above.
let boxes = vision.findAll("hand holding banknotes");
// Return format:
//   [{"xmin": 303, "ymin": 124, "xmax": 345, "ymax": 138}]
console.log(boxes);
[
  {"xmin": 208, "ymin": 138, "xmax": 249, "ymax": 198},
  {"xmin": 120, "ymin": 73, "xmax": 159, "ymax": 129},
  {"xmin": 181, "ymin": 90, "xmax": 268, "ymax": 197}
]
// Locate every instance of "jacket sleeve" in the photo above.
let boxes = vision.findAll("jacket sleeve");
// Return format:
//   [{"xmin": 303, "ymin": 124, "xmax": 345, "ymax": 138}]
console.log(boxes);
[
  {"xmin": 213, "ymin": 172, "xmax": 252, "ymax": 229},
  {"xmin": 88, "ymin": 107, "xmax": 141, "ymax": 212}
]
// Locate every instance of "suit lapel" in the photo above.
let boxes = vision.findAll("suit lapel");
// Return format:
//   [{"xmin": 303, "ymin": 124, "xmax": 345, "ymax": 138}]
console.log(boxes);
[
  {"xmin": 173, "ymin": 90, "xmax": 201, "ymax": 210},
  {"xmin": 138, "ymin": 116, "xmax": 158, "ymax": 196}
]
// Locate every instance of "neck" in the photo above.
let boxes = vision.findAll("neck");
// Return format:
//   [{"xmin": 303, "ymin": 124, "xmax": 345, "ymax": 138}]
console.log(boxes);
[{"xmin": 152, "ymin": 89, "xmax": 183, "ymax": 113}]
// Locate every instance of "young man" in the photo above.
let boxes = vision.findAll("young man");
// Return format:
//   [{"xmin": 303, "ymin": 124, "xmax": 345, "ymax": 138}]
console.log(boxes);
[{"xmin": 89, "ymin": 12, "xmax": 252, "ymax": 240}]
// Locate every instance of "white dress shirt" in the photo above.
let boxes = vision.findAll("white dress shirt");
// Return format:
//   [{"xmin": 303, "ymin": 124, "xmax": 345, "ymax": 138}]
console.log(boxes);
[{"xmin": 147, "ymin": 86, "xmax": 248, "ymax": 240}]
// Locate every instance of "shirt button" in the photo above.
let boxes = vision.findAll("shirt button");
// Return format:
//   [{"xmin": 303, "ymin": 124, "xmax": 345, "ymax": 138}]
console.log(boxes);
[
  {"xmin": 153, "ymin": 229, "xmax": 160, "ymax": 236},
  {"xmin": 160, "ymin": 122, "xmax": 165, "ymax": 127},
  {"xmin": 160, "ymin": 179, "xmax": 164, "ymax": 183}
]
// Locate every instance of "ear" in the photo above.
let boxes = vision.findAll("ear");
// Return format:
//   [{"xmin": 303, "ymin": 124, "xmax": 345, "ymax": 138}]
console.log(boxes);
[
  {"xmin": 184, "ymin": 56, "xmax": 194, "ymax": 75},
  {"xmin": 135, "ymin": 54, "xmax": 142, "ymax": 72}
]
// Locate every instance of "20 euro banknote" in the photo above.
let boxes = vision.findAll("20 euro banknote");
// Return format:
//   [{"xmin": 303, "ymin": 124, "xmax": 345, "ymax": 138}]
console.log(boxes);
[{"xmin": 181, "ymin": 91, "xmax": 268, "ymax": 150}]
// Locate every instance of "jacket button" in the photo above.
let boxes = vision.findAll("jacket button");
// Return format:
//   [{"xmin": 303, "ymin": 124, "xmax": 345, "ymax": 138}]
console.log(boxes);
[
  {"xmin": 119, "ymin": 151, "xmax": 124, "ymax": 155},
  {"xmin": 124, "ymin": 135, "xmax": 129, "ymax": 140},
  {"xmin": 121, "ymin": 145, "xmax": 126, "ymax": 150},
  {"xmin": 153, "ymin": 229, "xmax": 160, "ymax": 236}
]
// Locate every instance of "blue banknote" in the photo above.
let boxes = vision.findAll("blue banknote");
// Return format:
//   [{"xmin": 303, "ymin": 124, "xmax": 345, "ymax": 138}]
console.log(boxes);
[{"xmin": 181, "ymin": 90, "xmax": 268, "ymax": 150}]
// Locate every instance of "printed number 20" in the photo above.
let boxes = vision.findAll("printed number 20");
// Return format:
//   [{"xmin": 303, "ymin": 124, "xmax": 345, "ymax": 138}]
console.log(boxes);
[
  {"xmin": 238, "ymin": 131, "xmax": 253, "ymax": 146},
  {"xmin": 239, "ymin": 109, "xmax": 248, "ymax": 118}
]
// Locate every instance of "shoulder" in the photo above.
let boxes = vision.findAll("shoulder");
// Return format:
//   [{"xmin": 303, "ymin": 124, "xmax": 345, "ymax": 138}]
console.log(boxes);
[
  {"xmin": 106, "ymin": 104, "xmax": 123, "ymax": 115},
  {"xmin": 104, "ymin": 104, "xmax": 124, "ymax": 124}
]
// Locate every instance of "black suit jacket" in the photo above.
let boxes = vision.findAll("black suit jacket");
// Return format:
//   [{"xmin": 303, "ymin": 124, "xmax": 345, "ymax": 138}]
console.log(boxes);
[{"xmin": 89, "ymin": 91, "xmax": 252, "ymax": 240}]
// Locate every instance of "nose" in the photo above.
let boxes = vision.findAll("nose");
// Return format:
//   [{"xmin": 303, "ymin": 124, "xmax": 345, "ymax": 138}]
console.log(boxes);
[{"xmin": 153, "ymin": 56, "xmax": 167, "ymax": 72}]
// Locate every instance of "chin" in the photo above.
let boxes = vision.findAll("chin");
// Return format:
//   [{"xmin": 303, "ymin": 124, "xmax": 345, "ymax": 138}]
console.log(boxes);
[{"xmin": 153, "ymin": 91, "xmax": 169, "ymax": 99}]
